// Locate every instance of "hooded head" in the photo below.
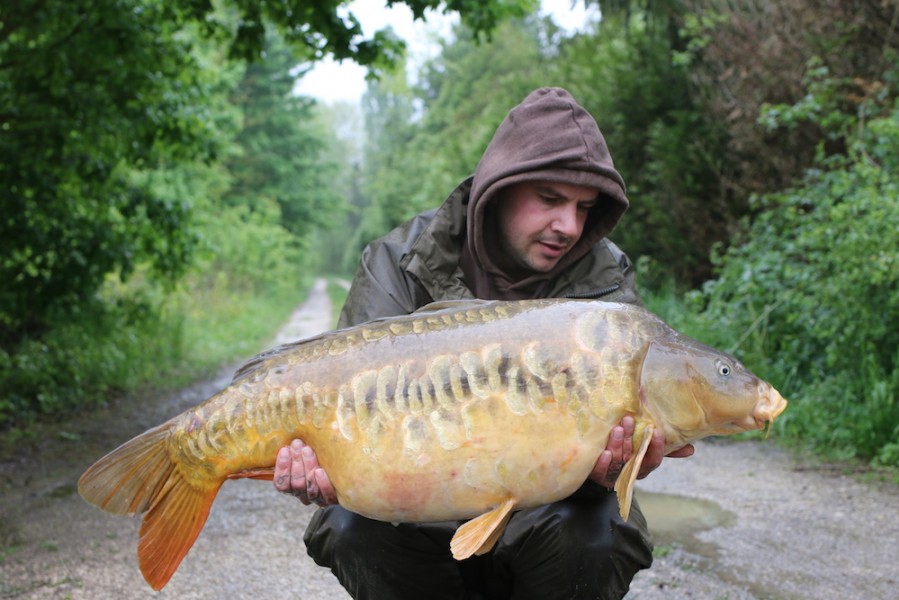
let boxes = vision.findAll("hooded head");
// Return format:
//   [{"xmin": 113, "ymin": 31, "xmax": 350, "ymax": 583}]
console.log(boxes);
[{"xmin": 463, "ymin": 87, "xmax": 628, "ymax": 299}]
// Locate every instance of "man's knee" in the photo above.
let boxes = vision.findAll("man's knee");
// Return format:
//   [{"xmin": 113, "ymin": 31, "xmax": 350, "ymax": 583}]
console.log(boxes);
[
  {"xmin": 492, "ymin": 496, "xmax": 653, "ymax": 599},
  {"xmin": 303, "ymin": 508, "xmax": 468, "ymax": 600},
  {"xmin": 553, "ymin": 497, "xmax": 652, "ymax": 558},
  {"xmin": 304, "ymin": 506, "xmax": 376, "ymax": 565},
  {"xmin": 561, "ymin": 498, "xmax": 654, "ymax": 598}
]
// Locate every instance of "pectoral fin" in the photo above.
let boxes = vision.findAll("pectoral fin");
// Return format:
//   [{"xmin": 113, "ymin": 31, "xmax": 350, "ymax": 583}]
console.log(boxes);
[
  {"xmin": 450, "ymin": 497, "xmax": 516, "ymax": 560},
  {"xmin": 614, "ymin": 424, "xmax": 655, "ymax": 522}
]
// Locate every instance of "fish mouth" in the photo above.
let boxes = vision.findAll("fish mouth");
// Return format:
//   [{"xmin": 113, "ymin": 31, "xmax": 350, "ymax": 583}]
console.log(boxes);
[{"xmin": 751, "ymin": 386, "xmax": 788, "ymax": 429}]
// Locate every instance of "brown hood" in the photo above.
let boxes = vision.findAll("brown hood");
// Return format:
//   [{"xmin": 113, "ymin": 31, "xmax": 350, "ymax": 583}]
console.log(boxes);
[{"xmin": 463, "ymin": 87, "xmax": 629, "ymax": 299}]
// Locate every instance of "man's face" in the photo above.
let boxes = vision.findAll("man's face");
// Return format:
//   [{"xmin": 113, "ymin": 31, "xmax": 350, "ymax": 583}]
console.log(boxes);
[{"xmin": 493, "ymin": 181, "xmax": 599, "ymax": 275}]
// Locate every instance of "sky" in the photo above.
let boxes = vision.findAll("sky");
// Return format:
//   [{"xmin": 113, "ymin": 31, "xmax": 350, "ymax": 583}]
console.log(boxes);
[{"xmin": 293, "ymin": 0, "xmax": 600, "ymax": 103}]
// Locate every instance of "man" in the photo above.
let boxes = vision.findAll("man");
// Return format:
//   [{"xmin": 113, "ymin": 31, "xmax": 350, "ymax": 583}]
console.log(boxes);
[{"xmin": 274, "ymin": 87, "xmax": 693, "ymax": 599}]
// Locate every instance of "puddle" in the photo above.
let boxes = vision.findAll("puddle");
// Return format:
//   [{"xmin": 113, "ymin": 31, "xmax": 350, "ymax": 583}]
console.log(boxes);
[{"xmin": 634, "ymin": 488, "xmax": 735, "ymax": 558}]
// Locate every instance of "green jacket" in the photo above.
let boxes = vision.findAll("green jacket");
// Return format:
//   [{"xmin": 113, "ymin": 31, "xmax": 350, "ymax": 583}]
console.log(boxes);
[{"xmin": 338, "ymin": 178, "xmax": 641, "ymax": 329}]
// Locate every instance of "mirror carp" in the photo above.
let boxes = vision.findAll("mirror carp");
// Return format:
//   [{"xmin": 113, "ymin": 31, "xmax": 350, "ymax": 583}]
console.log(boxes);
[{"xmin": 78, "ymin": 299, "xmax": 787, "ymax": 590}]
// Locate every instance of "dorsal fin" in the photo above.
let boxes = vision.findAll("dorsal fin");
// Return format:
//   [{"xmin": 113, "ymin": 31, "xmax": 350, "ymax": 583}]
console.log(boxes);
[
  {"xmin": 231, "ymin": 300, "xmax": 492, "ymax": 383},
  {"xmin": 414, "ymin": 299, "xmax": 492, "ymax": 314},
  {"xmin": 230, "ymin": 333, "xmax": 331, "ymax": 383}
]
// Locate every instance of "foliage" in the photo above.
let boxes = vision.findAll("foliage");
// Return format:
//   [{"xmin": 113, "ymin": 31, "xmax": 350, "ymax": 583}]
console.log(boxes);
[
  {"xmin": 223, "ymin": 33, "xmax": 345, "ymax": 240},
  {"xmin": 0, "ymin": 0, "xmax": 536, "ymax": 428},
  {"xmin": 194, "ymin": 0, "xmax": 536, "ymax": 65},
  {"xmin": 350, "ymin": 66, "xmax": 420, "ymax": 266},
  {"xmin": 673, "ymin": 0, "xmax": 899, "ymax": 198},
  {"xmin": 694, "ymin": 104, "xmax": 899, "ymax": 465},
  {"xmin": 0, "ymin": 3, "xmax": 342, "ymax": 427},
  {"xmin": 0, "ymin": 0, "xmax": 230, "ymax": 343},
  {"xmin": 0, "ymin": 163, "xmax": 310, "ymax": 428},
  {"xmin": 557, "ymin": 12, "xmax": 733, "ymax": 285},
  {"xmin": 307, "ymin": 100, "xmax": 365, "ymax": 276},
  {"xmin": 17, "ymin": 207, "xmax": 316, "ymax": 433},
  {"xmin": 579, "ymin": 1, "xmax": 899, "ymax": 288}
]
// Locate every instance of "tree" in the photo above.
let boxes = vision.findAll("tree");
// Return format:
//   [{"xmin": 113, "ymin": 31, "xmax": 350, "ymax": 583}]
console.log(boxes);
[
  {"xmin": 678, "ymin": 0, "xmax": 899, "ymax": 197},
  {"xmin": 0, "ymin": 0, "xmax": 228, "ymax": 344},
  {"xmin": 411, "ymin": 16, "xmax": 553, "ymax": 207},
  {"xmin": 0, "ymin": 0, "xmax": 535, "ymax": 346},
  {"xmin": 224, "ymin": 33, "xmax": 344, "ymax": 243},
  {"xmin": 206, "ymin": 0, "xmax": 537, "ymax": 64},
  {"xmin": 557, "ymin": 12, "xmax": 733, "ymax": 286}
]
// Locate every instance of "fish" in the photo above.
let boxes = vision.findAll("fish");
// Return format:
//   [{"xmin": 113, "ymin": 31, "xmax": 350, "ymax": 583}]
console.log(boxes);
[{"xmin": 78, "ymin": 299, "xmax": 787, "ymax": 590}]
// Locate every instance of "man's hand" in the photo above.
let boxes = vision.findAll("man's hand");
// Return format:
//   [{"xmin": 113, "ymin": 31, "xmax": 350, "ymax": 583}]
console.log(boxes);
[
  {"xmin": 589, "ymin": 416, "xmax": 695, "ymax": 489},
  {"xmin": 273, "ymin": 439, "xmax": 338, "ymax": 506}
]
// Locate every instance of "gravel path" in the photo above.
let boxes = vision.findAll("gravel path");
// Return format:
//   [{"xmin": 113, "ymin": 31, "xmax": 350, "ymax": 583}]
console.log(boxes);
[
  {"xmin": 626, "ymin": 441, "xmax": 898, "ymax": 599},
  {"xmin": 1, "ymin": 279, "xmax": 896, "ymax": 599}
]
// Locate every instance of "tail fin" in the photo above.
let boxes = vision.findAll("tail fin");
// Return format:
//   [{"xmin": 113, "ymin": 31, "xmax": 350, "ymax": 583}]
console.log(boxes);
[{"xmin": 78, "ymin": 422, "xmax": 221, "ymax": 590}]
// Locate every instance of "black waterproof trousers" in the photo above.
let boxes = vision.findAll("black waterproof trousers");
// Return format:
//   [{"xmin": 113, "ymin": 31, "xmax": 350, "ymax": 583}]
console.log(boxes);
[{"xmin": 303, "ymin": 483, "xmax": 653, "ymax": 600}]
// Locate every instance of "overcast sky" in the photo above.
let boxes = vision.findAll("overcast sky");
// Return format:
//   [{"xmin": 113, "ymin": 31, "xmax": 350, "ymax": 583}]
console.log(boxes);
[{"xmin": 293, "ymin": 0, "xmax": 599, "ymax": 103}]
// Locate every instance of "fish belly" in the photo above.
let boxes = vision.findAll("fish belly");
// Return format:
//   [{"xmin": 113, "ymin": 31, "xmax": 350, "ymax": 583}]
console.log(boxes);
[{"xmin": 301, "ymin": 391, "xmax": 617, "ymax": 522}]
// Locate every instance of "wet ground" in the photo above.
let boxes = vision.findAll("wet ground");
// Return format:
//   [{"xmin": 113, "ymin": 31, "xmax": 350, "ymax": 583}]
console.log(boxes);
[
  {"xmin": 627, "ymin": 442, "xmax": 899, "ymax": 599},
  {"xmin": 1, "ymin": 279, "xmax": 897, "ymax": 599}
]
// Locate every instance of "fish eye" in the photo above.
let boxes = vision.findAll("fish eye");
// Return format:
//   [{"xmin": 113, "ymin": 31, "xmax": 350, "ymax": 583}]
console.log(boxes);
[{"xmin": 717, "ymin": 360, "xmax": 731, "ymax": 376}]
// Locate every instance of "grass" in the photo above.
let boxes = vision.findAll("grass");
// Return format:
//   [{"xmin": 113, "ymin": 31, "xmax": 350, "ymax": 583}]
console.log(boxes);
[
  {"xmin": 0, "ymin": 271, "xmax": 313, "ymax": 433},
  {"xmin": 325, "ymin": 277, "xmax": 350, "ymax": 328},
  {"xmin": 652, "ymin": 544, "xmax": 674, "ymax": 559},
  {"xmin": 172, "ymin": 280, "xmax": 308, "ymax": 377}
]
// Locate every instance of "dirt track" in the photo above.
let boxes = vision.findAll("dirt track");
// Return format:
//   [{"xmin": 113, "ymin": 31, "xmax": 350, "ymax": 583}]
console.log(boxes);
[{"xmin": 1, "ymin": 279, "xmax": 897, "ymax": 599}]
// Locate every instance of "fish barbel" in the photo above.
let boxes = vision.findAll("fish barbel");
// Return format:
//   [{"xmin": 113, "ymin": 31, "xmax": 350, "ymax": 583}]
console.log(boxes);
[{"xmin": 78, "ymin": 299, "xmax": 787, "ymax": 590}]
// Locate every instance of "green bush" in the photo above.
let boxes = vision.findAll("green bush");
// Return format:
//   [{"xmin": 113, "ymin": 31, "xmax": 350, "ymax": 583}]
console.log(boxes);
[
  {"xmin": 693, "ymin": 104, "xmax": 899, "ymax": 465},
  {"xmin": 0, "ymin": 198, "xmax": 310, "ymax": 430},
  {"xmin": 0, "ymin": 291, "xmax": 178, "ymax": 428}
]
